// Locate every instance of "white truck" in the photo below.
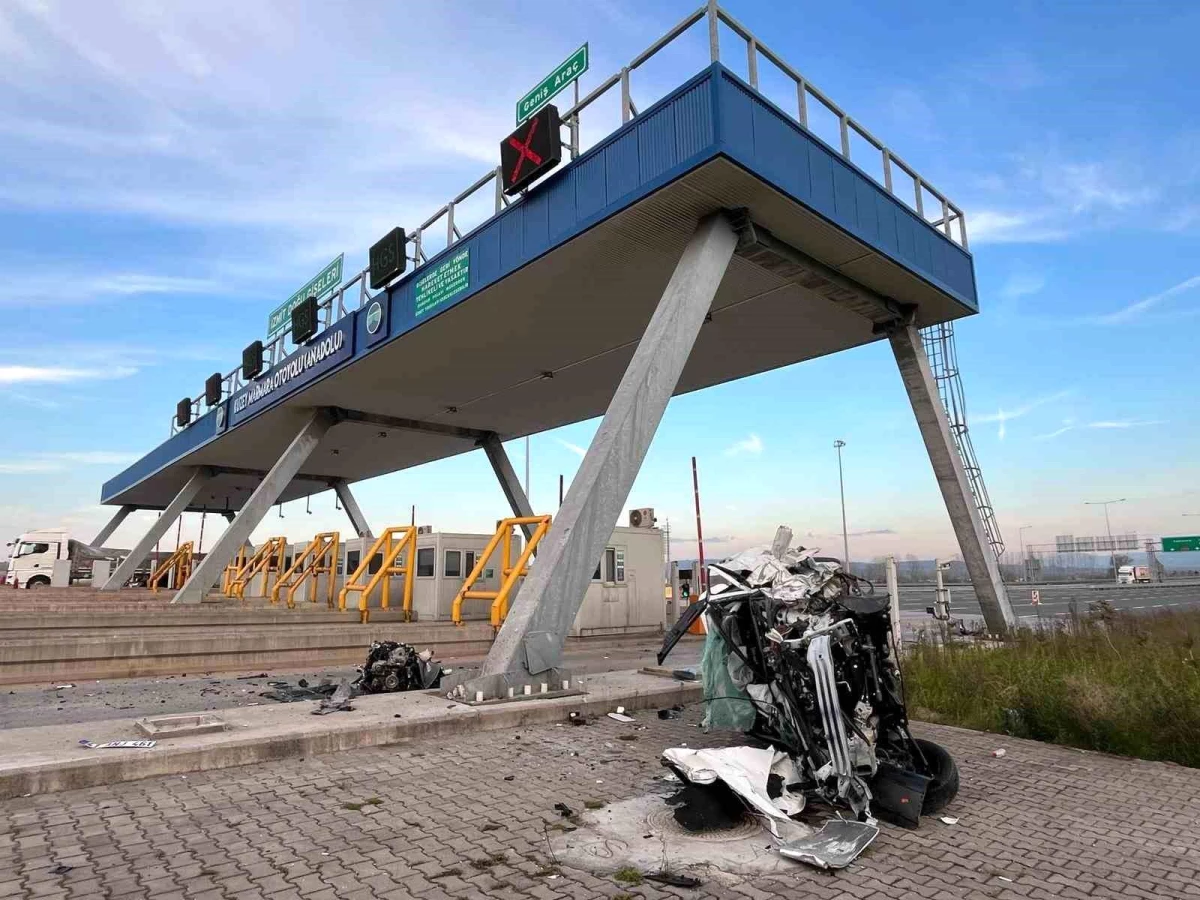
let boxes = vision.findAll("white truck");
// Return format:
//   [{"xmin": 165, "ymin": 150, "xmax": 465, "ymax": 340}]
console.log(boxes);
[
  {"xmin": 1116, "ymin": 565, "xmax": 1152, "ymax": 585},
  {"xmin": 3, "ymin": 529, "xmax": 120, "ymax": 589}
]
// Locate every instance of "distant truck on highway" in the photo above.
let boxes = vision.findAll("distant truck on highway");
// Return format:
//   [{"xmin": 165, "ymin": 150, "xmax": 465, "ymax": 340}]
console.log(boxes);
[
  {"xmin": 1116, "ymin": 565, "xmax": 1152, "ymax": 585},
  {"xmin": 3, "ymin": 529, "xmax": 123, "ymax": 589}
]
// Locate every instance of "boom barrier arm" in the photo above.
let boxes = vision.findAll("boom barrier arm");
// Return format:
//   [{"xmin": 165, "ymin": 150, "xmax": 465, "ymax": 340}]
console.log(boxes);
[{"xmin": 451, "ymin": 516, "xmax": 551, "ymax": 627}]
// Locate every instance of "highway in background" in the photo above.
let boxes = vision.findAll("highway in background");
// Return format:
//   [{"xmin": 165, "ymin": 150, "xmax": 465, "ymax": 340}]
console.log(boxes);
[{"xmin": 896, "ymin": 578, "xmax": 1200, "ymax": 623}]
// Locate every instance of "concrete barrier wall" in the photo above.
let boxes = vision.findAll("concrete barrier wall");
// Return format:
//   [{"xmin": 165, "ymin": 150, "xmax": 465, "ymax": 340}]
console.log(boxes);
[{"xmin": 0, "ymin": 613, "xmax": 495, "ymax": 684}]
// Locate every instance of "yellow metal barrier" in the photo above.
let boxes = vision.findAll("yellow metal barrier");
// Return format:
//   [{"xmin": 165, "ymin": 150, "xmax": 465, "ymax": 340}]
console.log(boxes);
[
  {"xmin": 149, "ymin": 541, "xmax": 194, "ymax": 593},
  {"xmin": 226, "ymin": 536, "xmax": 287, "ymax": 600},
  {"xmin": 451, "ymin": 515, "xmax": 551, "ymax": 627},
  {"xmin": 222, "ymin": 545, "xmax": 248, "ymax": 596},
  {"xmin": 271, "ymin": 532, "xmax": 340, "ymax": 609},
  {"xmin": 338, "ymin": 527, "xmax": 417, "ymax": 623}
]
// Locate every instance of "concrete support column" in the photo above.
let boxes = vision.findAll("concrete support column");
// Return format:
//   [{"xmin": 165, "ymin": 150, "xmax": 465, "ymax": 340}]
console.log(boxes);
[
  {"xmin": 480, "ymin": 433, "xmax": 536, "ymax": 542},
  {"xmin": 171, "ymin": 410, "xmax": 335, "ymax": 604},
  {"xmin": 332, "ymin": 480, "xmax": 373, "ymax": 539},
  {"xmin": 888, "ymin": 324, "xmax": 1015, "ymax": 633},
  {"xmin": 477, "ymin": 213, "xmax": 737, "ymax": 686},
  {"xmin": 91, "ymin": 505, "xmax": 135, "ymax": 547},
  {"xmin": 101, "ymin": 471, "xmax": 212, "ymax": 590}
]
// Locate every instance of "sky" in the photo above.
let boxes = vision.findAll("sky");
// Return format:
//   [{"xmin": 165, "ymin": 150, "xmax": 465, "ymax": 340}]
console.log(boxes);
[{"xmin": 1, "ymin": 0, "xmax": 1198, "ymax": 565}]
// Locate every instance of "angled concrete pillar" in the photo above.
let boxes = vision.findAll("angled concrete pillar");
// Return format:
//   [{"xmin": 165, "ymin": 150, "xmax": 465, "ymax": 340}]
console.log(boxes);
[
  {"xmin": 91, "ymin": 505, "xmax": 135, "ymax": 547},
  {"xmin": 101, "ymin": 471, "xmax": 212, "ymax": 590},
  {"xmin": 171, "ymin": 409, "xmax": 335, "ymax": 604},
  {"xmin": 332, "ymin": 480, "xmax": 373, "ymax": 539},
  {"xmin": 889, "ymin": 324, "xmax": 1016, "ymax": 633},
  {"xmin": 477, "ymin": 213, "xmax": 737, "ymax": 687},
  {"xmin": 481, "ymin": 433, "xmax": 536, "ymax": 542}
]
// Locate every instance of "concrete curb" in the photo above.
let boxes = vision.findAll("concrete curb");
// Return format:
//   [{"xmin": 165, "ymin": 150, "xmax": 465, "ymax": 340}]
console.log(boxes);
[{"xmin": 0, "ymin": 670, "xmax": 701, "ymax": 799}]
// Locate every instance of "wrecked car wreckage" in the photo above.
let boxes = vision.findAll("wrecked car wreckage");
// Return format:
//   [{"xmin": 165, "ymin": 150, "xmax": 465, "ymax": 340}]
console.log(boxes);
[{"xmin": 658, "ymin": 533, "xmax": 958, "ymax": 866}]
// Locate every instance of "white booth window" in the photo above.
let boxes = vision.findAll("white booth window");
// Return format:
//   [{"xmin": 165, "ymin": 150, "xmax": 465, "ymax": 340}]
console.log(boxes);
[{"xmin": 444, "ymin": 550, "xmax": 462, "ymax": 577}]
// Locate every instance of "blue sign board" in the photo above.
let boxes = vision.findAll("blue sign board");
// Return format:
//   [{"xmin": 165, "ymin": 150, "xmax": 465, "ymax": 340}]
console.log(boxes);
[{"xmin": 228, "ymin": 319, "xmax": 354, "ymax": 427}]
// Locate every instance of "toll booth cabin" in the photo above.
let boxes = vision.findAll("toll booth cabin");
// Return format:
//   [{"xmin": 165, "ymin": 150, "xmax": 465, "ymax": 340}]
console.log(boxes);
[{"xmin": 261, "ymin": 523, "xmax": 666, "ymax": 633}]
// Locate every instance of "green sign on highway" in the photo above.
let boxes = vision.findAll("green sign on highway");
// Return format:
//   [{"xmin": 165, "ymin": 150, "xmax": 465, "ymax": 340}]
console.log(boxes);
[
  {"xmin": 267, "ymin": 254, "xmax": 344, "ymax": 338},
  {"xmin": 516, "ymin": 43, "xmax": 588, "ymax": 125},
  {"xmin": 414, "ymin": 248, "xmax": 470, "ymax": 318},
  {"xmin": 1162, "ymin": 535, "xmax": 1200, "ymax": 552}
]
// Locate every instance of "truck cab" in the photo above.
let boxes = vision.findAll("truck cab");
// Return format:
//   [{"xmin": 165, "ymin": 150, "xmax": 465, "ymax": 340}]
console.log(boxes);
[{"xmin": 4, "ymin": 529, "xmax": 70, "ymax": 589}]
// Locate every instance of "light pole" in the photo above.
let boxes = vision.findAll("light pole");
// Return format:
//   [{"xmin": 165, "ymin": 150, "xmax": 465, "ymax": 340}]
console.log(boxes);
[
  {"xmin": 1084, "ymin": 498, "xmax": 1126, "ymax": 582},
  {"xmin": 1017, "ymin": 524, "xmax": 1033, "ymax": 582},
  {"xmin": 834, "ymin": 440, "xmax": 849, "ymax": 572}
]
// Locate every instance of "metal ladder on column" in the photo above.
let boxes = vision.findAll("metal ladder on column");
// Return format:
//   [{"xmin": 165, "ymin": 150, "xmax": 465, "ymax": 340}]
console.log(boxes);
[{"xmin": 920, "ymin": 322, "xmax": 1005, "ymax": 559}]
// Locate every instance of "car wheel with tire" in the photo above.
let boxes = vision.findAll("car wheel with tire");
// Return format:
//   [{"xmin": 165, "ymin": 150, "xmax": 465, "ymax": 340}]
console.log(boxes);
[
  {"xmin": 26, "ymin": 576, "xmax": 51, "ymax": 590},
  {"xmin": 914, "ymin": 738, "xmax": 959, "ymax": 814}
]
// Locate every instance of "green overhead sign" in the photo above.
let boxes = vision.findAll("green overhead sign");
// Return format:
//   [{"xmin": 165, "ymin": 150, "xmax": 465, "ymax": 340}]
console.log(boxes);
[
  {"xmin": 1162, "ymin": 535, "xmax": 1200, "ymax": 552},
  {"xmin": 516, "ymin": 43, "xmax": 588, "ymax": 125},
  {"xmin": 267, "ymin": 254, "xmax": 344, "ymax": 338},
  {"xmin": 414, "ymin": 248, "xmax": 470, "ymax": 318}
]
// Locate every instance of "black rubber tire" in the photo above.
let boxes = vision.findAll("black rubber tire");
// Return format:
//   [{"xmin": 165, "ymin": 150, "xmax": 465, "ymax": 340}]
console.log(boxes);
[
  {"xmin": 26, "ymin": 577, "xmax": 50, "ymax": 590},
  {"xmin": 914, "ymin": 738, "xmax": 959, "ymax": 815}
]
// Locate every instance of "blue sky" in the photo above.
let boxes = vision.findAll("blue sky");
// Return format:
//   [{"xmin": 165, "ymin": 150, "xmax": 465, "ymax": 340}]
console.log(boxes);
[{"xmin": 1, "ymin": 0, "xmax": 1197, "ymax": 563}]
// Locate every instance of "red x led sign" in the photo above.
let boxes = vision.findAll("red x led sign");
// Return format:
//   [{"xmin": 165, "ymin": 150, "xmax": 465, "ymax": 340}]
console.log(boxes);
[{"xmin": 500, "ymin": 104, "xmax": 562, "ymax": 196}]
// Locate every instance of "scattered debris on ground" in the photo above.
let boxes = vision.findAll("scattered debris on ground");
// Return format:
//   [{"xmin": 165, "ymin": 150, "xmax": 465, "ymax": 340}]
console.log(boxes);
[
  {"xmin": 645, "ymin": 872, "xmax": 703, "ymax": 888},
  {"xmin": 312, "ymin": 679, "xmax": 355, "ymax": 716},
  {"xmin": 657, "ymin": 526, "xmax": 960, "ymax": 870},
  {"xmin": 257, "ymin": 642, "xmax": 444, "ymax": 714}
]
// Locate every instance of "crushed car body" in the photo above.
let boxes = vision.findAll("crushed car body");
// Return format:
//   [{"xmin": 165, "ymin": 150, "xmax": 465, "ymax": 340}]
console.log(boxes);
[{"xmin": 658, "ymin": 529, "xmax": 958, "ymax": 867}]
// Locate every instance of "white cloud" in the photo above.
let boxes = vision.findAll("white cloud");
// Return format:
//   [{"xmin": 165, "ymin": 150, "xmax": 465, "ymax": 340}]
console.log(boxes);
[
  {"xmin": 1033, "ymin": 418, "xmax": 1166, "ymax": 441},
  {"xmin": 0, "ymin": 450, "xmax": 138, "ymax": 475},
  {"xmin": 1087, "ymin": 419, "xmax": 1166, "ymax": 430},
  {"xmin": 0, "ymin": 365, "xmax": 137, "ymax": 384},
  {"xmin": 965, "ymin": 151, "xmax": 1179, "ymax": 246},
  {"xmin": 724, "ymin": 433, "xmax": 763, "ymax": 457},
  {"xmin": 1090, "ymin": 275, "xmax": 1200, "ymax": 325},
  {"xmin": 0, "ymin": 272, "xmax": 221, "ymax": 308},
  {"xmin": 554, "ymin": 438, "xmax": 587, "ymax": 458},
  {"xmin": 999, "ymin": 270, "xmax": 1046, "ymax": 300},
  {"xmin": 973, "ymin": 390, "xmax": 1073, "ymax": 440}
]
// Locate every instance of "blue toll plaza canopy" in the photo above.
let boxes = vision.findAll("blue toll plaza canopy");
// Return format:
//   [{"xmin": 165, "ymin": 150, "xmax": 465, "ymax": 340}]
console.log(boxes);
[{"xmin": 101, "ymin": 63, "xmax": 977, "ymax": 515}]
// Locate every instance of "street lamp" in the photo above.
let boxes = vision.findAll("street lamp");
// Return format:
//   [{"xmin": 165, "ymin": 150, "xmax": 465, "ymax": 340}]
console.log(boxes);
[
  {"xmin": 834, "ymin": 440, "xmax": 849, "ymax": 572},
  {"xmin": 1084, "ymin": 498, "xmax": 1126, "ymax": 582},
  {"xmin": 1017, "ymin": 525, "xmax": 1033, "ymax": 582}
]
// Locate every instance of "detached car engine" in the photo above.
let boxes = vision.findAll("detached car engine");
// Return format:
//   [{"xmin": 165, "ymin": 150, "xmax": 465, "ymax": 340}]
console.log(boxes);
[{"xmin": 355, "ymin": 640, "xmax": 445, "ymax": 694}]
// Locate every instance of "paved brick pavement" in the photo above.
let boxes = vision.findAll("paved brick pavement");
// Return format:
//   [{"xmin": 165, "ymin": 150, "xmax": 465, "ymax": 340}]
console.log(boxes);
[{"xmin": 1, "ymin": 706, "xmax": 1196, "ymax": 899}]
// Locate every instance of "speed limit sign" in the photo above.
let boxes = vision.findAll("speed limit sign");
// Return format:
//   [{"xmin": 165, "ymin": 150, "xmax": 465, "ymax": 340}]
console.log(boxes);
[{"xmin": 1031, "ymin": 589, "xmax": 1041, "ymax": 605}]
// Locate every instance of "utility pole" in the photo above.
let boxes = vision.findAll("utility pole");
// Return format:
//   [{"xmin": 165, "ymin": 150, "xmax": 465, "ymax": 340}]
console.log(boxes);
[
  {"xmin": 1017, "ymin": 524, "xmax": 1033, "ymax": 583},
  {"xmin": 1084, "ymin": 498, "xmax": 1126, "ymax": 582},
  {"xmin": 834, "ymin": 440, "xmax": 849, "ymax": 572}
]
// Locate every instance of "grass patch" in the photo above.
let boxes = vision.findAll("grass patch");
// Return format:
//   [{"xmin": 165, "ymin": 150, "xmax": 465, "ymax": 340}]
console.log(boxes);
[
  {"xmin": 584, "ymin": 800, "xmax": 606, "ymax": 810},
  {"xmin": 431, "ymin": 867, "xmax": 462, "ymax": 879},
  {"xmin": 613, "ymin": 866, "xmax": 644, "ymax": 885},
  {"xmin": 903, "ymin": 608, "xmax": 1200, "ymax": 767},
  {"xmin": 341, "ymin": 802, "xmax": 362, "ymax": 811}
]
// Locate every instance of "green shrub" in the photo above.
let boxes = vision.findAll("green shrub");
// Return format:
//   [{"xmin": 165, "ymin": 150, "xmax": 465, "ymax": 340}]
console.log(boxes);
[{"xmin": 902, "ymin": 609, "xmax": 1200, "ymax": 767}]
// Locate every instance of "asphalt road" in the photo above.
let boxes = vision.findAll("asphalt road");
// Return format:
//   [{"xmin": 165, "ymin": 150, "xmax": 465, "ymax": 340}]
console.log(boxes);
[
  {"xmin": 0, "ymin": 638, "xmax": 704, "ymax": 731},
  {"xmin": 898, "ymin": 579, "xmax": 1200, "ymax": 622}
]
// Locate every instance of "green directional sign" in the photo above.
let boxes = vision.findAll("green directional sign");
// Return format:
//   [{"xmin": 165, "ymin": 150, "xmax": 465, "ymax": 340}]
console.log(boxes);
[
  {"xmin": 414, "ymin": 248, "xmax": 470, "ymax": 318},
  {"xmin": 516, "ymin": 43, "xmax": 588, "ymax": 126},
  {"xmin": 1162, "ymin": 535, "xmax": 1200, "ymax": 552},
  {"xmin": 267, "ymin": 254, "xmax": 344, "ymax": 338}
]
